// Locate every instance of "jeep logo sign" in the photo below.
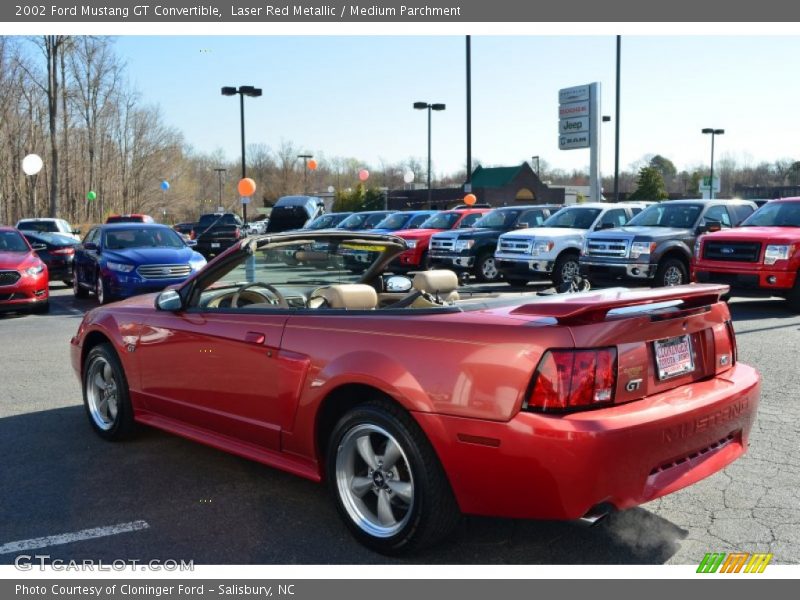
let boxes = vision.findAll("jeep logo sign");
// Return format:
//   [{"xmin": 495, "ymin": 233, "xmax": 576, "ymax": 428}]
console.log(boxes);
[{"xmin": 560, "ymin": 117, "xmax": 589, "ymax": 133}]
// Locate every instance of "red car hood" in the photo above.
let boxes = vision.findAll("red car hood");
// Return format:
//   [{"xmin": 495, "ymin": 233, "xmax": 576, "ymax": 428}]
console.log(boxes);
[
  {"xmin": 393, "ymin": 228, "xmax": 445, "ymax": 240},
  {"xmin": 704, "ymin": 226, "xmax": 800, "ymax": 244},
  {"xmin": 0, "ymin": 250, "xmax": 37, "ymax": 270}
]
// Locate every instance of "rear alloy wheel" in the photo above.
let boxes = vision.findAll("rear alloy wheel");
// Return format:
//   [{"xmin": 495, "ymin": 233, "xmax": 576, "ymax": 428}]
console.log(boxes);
[
  {"xmin": 655, "ymin": 258, "xmax": 688, "ymax": 287},
  {"xmin": 73, "ymin": 271, "xmax": 88, "ymax": 298},
  {"xmin": 552, "ymin": 253, "xmax": 580, "ymax": 287},
  {"xmin": 475, "ymin": 252, "xmax": 500, "ymax": 282},
  {"xmin": 327, "ymin": 401, "xmax": 460, "ymax": 554},
  {"xmin": 82, "ymin": 343, "xmax": 135, "ymax": 440},
  {"xmin": 95, "ymin": 275, "xmax": 112, "ymax": 304}
]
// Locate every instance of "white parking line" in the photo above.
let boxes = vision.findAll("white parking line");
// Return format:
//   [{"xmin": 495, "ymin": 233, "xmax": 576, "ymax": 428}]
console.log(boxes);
[{"xmin": 0, "ymin": 520, "xmax": 150, "ymax": 554}]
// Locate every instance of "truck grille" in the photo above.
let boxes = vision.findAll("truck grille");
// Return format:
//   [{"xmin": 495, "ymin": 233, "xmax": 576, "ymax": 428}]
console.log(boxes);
[
  {"xmin": 586, "ymin": 239, "xmax": 629, "ymax": 258},
  {"xmin": 703, "ymin": 241, "xmax": 761, "ymax": 262},
  {"xmin": 136, "ymin": 264, "xmax": 192, "ymax": 280},
  {"xmin": 430, "ymin": 238, "xmax": 455, "ymax": 252},
  {"xmin": 0, "ymin": 270, "xmax": 21, "ymax": 286},
  {"xmin": 498, "ymin": 238, "xmax": 532, "ymax": 255}
]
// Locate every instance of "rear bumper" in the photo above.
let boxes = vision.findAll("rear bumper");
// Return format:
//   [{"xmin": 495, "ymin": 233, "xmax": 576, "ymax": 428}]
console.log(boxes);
[
  {"xmin": 413, "ymin": 363, "xmax": 759, "ymax": 520},
  {"xmin": 693, "ymin": 264, "xmax": 796, "ymax": 291},
  {"xmin": 196, "ymin": 240, "xmax": 237, "ymax": 257}
]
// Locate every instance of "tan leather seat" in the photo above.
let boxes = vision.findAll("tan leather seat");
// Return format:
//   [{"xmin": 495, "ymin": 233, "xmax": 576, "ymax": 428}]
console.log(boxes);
[
  {"xmin": 412, "ymin": 270, "xmax": 460, "ymax": 304},
  {"xmin": 308, "ymin": 284, "xmax": 378, "ymax": 310}
]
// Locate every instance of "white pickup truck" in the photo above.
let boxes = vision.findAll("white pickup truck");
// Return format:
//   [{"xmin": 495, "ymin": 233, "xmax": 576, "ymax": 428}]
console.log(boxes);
[{"xmin": 494, "ymin": 202, "xmax": 648, "ymax": 287}]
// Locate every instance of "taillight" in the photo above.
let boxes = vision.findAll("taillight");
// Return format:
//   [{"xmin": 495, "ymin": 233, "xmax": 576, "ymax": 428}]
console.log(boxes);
[
  {"xmin": 724, "ymin": 320, "xmax": 737, "ymax": 365},
  {"xmin": 51, "ymin": 247, "xmax": 75, "ymax": 255},
  {"xmin": 526, "ymin": 348, "xmax": 617, "ymax": 411}
]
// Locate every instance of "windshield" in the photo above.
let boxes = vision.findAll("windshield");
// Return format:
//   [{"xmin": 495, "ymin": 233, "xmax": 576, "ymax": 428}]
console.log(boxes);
[
  {"xmin": 375, "ymin": 213, "xmax": 413, "ymax": 229},
  {"xmin": 628, "ymin": 204, "xmax": 703, "ymax": 228},
  {"xmin": 420, "ymin": 212, "xmax": 460, "ymax": 229},
  {"xmin": 542, "ymin": 207, "xmax": 601, "ymax": 229},
  {"xmin": 306, "ymin": 214, "xmax": 343, "ymax": 230},
  {"xmin": 198, "ymin": 214, "xmax": 240, "ymax": 227},
  {"xmin": 17, "ymin": 220, "xmax": 59, "ymax": 233},
  {"xmin": 473, "ymin": 210, "xmax": 519, "ymax": 229},
  {"xmin": 103, "ymin": 227, "xmax": 186, "ymax": 250},
  {"xmin": 0, "ymin": 230, "xmax": 30, "ymax": 252},
  {"xmin": 741, "ymin": 202, "xmax": 800, "ymax": 227}
]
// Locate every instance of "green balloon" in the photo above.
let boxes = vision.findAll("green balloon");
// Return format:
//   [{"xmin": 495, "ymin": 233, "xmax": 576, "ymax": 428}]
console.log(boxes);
[{"xmin": 86, "ymin": 191, "xmax": 97, "ymax": 201}]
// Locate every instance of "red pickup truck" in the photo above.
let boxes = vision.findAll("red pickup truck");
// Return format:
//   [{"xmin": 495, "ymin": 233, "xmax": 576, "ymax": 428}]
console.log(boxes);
[
  {"xmin": 693, "ymin": 197, "xmax": 800, "ymax": 310},
  {"xmin": 390, "ymin": 207, "xmax": 489, "ymax": 271}
]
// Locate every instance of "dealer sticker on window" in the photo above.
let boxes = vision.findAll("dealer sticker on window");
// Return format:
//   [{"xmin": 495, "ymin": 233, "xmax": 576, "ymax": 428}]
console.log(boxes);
[{"xmin": 654, "ymin": 334, "xmax": 695, "ymax": 380}]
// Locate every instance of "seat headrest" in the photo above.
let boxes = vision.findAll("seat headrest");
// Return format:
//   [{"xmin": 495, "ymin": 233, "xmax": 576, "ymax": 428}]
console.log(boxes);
[
  {"xmin": 412, "ymin": 270, "xmax": 459, "ymax": 294},
  {"xmin": 314, "ymin": 284, "xmax": 377, "ymax": 310}
]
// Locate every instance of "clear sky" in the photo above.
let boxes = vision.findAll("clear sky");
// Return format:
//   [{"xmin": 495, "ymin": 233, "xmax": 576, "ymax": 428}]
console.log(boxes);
[{"xmin": 113, "ymin": 35, "xmax": 800, "ymax": 178}]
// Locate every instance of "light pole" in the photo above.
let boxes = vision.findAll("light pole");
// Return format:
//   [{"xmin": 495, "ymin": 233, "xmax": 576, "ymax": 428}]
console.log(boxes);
[
  {"xmin": 702, "ymin": 128, "xmax": 725, "ymax": 199},
  {"xmin": 298, "ymin": 154, "xmax": 313, "ymax": 194},
  {"xmin": 214, "ymin": 167, "xmax": 226, "ymax": 210},
  {"xmin": 413, "ymin": 101, "xmax": 446, "ymax": 205},
  {"xmin": 221, "ymin": 85, "xmax": 262, "ymax": 222}
]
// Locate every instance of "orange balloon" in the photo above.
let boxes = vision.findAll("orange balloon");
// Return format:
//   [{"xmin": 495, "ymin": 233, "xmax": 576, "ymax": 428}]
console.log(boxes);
[
  {"xmin": 307, "ymin": 159, "xmax": 318, "ymax": 171},
  {"xmin": 464, "ymin": 193, "xmax": 477, "ymax": 206},
  {"xmin": 237, "ymin": 177, "xmax": 256, "ymax": 197}
]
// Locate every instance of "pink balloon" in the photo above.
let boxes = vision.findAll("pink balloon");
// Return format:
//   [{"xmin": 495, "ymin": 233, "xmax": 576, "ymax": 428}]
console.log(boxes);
[{"xmin": 358, "ymin": 169, "xmax": 369, "ymax": 182}]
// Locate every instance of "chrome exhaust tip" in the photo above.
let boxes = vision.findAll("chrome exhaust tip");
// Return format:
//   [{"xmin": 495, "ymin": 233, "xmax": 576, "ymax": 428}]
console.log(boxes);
[{"xmin": 577, "ymin": 503, "xmax": 615, "ymax": 527}]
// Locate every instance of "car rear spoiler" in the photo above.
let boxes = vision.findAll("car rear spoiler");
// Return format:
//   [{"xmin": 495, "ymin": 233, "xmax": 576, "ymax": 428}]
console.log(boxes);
[{"xmin": 511, "ymin": 284, "xmax": 730, "ymax": 325}]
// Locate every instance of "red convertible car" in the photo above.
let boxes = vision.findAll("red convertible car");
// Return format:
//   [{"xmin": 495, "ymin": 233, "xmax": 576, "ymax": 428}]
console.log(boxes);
[{"xmin": 70, "ymin": 231, "xmax": 760, "ymax": 553}]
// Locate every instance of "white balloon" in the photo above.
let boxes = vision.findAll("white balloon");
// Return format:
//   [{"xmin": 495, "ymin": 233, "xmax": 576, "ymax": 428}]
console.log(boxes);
[
  {"xmin": 403, "ymin": 171, "xmax": 415, "ymax": 184},
  {"xmin": 22, "ymin": 154, "xmax": 43, "ymax": 176},
  {"xmin": 327, "ymin": 186, "xmax": 335, "ymax": 193}
]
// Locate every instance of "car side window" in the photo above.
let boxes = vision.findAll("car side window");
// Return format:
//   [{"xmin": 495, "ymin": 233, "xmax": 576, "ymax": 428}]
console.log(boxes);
[
  {"xmin": 84, "ymin": 228, "xmax": 98, "ymax": 245},
  {"xmin": 599, "ymin": 209, "xmax": 629, "ymax": 228},
  {"xmin": 518, "ymin": 210, "xmax": 544, "ymax": 227},
  {"xmin": 731, "ymin": 204, "xmax": 755, "ymax": 225},
  {"xmin": 458, "ymin": 213, "xmax": 482, "ymax": 228},
  {"xmin": 704, "ymin": 205, "xmax": 732, "ymax": 227},
  {"xmin": 408, "ymin": 214, "xmax": 430, "ymax": 228}
]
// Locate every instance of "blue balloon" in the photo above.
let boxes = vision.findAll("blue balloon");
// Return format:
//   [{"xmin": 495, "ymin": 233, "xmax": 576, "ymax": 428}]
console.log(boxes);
[{"xmin": 160, "ymin": 180, "xmax": 170, "ymax": 191}]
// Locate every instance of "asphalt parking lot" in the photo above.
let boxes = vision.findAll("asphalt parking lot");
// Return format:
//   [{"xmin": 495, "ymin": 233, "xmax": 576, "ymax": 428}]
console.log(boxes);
[{"xmin": 1, "ymin": 283, "xmax": 798, "ymax": 565}]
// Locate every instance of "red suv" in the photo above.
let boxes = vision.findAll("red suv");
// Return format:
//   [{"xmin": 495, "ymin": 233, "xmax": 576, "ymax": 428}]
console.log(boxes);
[
  {"xmin": 391, "ymin": 208, "xmax": 490, "ymax": 271},
  {"xmin": 693, "ymin": 197, "xmax": 800, "ymax": 310}
]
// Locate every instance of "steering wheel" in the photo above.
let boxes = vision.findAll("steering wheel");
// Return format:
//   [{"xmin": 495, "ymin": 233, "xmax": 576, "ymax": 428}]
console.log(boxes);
[{"xmin": 230, "ymin": 282, "xmax": 289, "ymax": 308}]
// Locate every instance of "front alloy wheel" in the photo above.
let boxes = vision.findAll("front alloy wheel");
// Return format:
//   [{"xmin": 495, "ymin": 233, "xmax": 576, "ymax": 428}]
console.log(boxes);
[
  {"xmin": 82, "ymin": 343, "xmax": 134, "ymax": 440},
  {"xmin": 327, "ymin": 401, "xmax": 460, "ymax": 553},
  {"xmin": 475, "ymin": 253, "xmax": 499, "ymax": 282}
]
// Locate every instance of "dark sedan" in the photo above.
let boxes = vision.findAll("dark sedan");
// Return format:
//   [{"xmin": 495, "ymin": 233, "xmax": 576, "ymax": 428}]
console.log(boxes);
[{"xmin": 22, "ymin": 231, "xmax": 80, "ymax": 286}]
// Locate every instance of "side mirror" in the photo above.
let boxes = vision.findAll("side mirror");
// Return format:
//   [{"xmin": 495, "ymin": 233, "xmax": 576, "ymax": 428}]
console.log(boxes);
[
  {"xmin": 72, "ymin": 229, "xmax": 81, "ymax": 235},
  {"xmin": 384, "ymin": 275, "xmax": 413, "ymax": 293},
  {"xmin": 707, "ymin": 221, "xmax": 722, "ymax": 233},
  {"xmin": 31, "ymin": 243, "xmax": 47, "ymax": 251},
  {"xmin": 84, "ymin": 242, "xmax": 98, "ymax": 251},
  {"xmin": 155, "ymin": 289, "xmax": 183, "ymax": 312},
  {"xmin": 516, "ymin": 222, "xmax": 529, "ymax": 229},
  {"xmin": 185, "ymin": 239, "xmax": 198, "ymax": 247}
]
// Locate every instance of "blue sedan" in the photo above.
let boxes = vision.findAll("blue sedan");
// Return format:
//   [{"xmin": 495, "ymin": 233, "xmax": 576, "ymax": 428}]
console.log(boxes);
[{"xmin": 73, "ymin": 223, "xmax": 207, "ymax": 304}]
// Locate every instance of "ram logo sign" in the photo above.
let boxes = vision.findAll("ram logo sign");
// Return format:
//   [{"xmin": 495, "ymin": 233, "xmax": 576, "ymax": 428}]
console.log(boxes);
[{"xmin": 696, "ymin": 552, "xmax": 773, "ymax": 573}]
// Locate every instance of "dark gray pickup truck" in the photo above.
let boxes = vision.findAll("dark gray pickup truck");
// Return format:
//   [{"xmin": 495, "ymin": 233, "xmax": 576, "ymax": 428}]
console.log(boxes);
[
  {"xmin": 194, "ymin": 212, "xmax": 245, "ymax": 259},
  {"xmin": 580, "ymin": 199, "xmax": 757, "ymax": 287}
]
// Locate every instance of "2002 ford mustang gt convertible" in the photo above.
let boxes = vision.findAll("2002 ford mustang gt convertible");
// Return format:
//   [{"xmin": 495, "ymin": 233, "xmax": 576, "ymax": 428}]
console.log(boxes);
[{"xmin": 70, "ymin": 231, "xmax": 760, "ymax": 553}]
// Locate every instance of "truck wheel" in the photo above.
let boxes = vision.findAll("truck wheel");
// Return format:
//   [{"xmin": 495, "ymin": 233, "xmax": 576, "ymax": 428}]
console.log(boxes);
[
  {"xmin": 787, "ymin": 275, "xmax": 800, "ymax": 312},
  {"xmin": 655, "ymin": 258, "xmax": 688, "ymax": 287},
  {"xmin": 474, "ymin": 252, "xmax": 499, "ymax": 282},
  {"xmin": 552, "ymin": 252, "xmax": 580, "ymax": 287}
]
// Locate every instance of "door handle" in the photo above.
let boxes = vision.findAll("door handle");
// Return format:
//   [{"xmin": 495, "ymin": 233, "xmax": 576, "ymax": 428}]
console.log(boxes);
[{"xmin": 244, "ymin": 331, "xmax": 266, "ymax": 345}]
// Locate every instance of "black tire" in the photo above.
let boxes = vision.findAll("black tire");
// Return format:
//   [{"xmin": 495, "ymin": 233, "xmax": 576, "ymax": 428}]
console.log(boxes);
[
  {"xmin": 419, "ymin": 251, "xmax": 431, "ymax": 270},
  {"xmin": 73, "ymin": 271, "xmax": 89, "ymax": 298},
  {"xmin": 82, "ymin": 343, "xmax": 135, "ymax": 440},
  {"xmin": 326, "ymin": 399, "xmax": 460, "ymax": 554},
  {"xmin": 63, "ymin": 280, "xmax": 73, "ymax": 288},
  {"xmin": 474, "ymin": 252, "xmax": 500, "ymax": 283},
  {"xmin": 95, "ymin": 274, "xmax": 113, "ymax": 304},
  {"xmin": 551, "ymin": 252, "xmax": 580, "ymax": 288},
  {"xmin": 655, "ymin": 258, "xmax": 688, "ymax": 287},
  {"xmin": 787, "ymin": 274, "xmax": 800, "ymax": 312}
]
